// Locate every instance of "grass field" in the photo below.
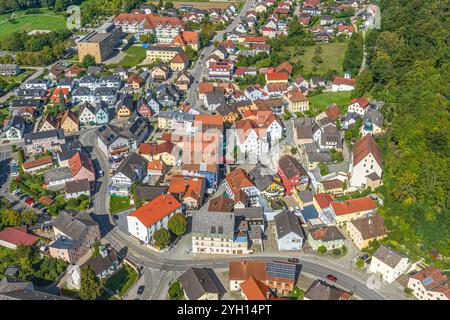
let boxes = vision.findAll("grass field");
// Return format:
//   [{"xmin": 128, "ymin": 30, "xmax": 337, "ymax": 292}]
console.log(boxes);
[
  {"xmin": 118, "ymin": 46, "xmax": 147, "ymax": 68},
  {"xmin": 105, "ymin": 265, "xmax": 138, "ymax": 297},
  {"xmin": 0, "ymin": 10, "xmax": 67, "ymax": 41},
  {"xmin": 110, "ymin": 195, "xmax": 134, "ymax": 214},
  {"xmin": 289, "ymin": 42, "xmax": 348, "ymax": 75},
  {"xmin": 309, "ymin": 91, "xmax": 353, "ymax": 113}
]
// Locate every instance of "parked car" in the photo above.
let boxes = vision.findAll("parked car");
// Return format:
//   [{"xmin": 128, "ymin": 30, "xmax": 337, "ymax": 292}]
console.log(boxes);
[
  {"xmin": 137, "ymin": 285, "xmax": 145, "ymax": 295},
  {"xmin": 326, "ymin": 274, "xmax": 337, "ymax": 282}
]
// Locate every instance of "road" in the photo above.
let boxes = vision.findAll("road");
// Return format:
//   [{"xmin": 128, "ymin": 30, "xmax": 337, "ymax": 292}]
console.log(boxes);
[{"xmin": 185, "ymin": 0, "xmax": 255, "ymax": 108}]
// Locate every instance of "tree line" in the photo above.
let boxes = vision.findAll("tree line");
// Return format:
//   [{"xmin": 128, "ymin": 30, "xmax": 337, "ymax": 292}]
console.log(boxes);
[{"xmin": 356, "ymin": 0, "xmax": 450, "ymax": 265}]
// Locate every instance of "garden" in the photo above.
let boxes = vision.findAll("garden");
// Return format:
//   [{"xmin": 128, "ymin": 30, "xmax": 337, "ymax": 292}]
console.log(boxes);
[{"xmin": 103, "ymin": 264, "xmax": 138, "ymax": 298}]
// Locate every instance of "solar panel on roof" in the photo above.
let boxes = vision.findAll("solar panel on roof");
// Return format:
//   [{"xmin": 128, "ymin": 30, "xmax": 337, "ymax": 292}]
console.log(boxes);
[
  {"xmin": 423, "ymin": 277, "xmax": 434, "ymax": 286},
  {"xmin": 266, "ymin": 262, "xmax": 296, "ymax": 281}
]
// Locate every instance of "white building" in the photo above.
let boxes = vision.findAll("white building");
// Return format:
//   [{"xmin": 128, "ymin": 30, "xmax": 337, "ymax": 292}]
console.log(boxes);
[
  {"xmin": 369, "ymin": 245, "xmax": 409, "ymax": 283},
  {"xmin": 127, "ymin": 194, "xmax": 182, "ymax": 244},
  {"xmin": 274, "ymin": 210, "xmax": 304, "ymax": 251},
  {"xmin": 407, "ymin": 267, "xmax": 450, "ymax": 300},
  {"xmin": 350, "ymin": 134, "xmax": 382, "ymax": 188},
  {"xmin": 347, "ymin": 96, "xmax": 370, "ymax": 116}
]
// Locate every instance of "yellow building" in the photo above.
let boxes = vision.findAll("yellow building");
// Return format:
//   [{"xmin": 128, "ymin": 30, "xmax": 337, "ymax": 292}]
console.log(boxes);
[
  {"xmin": 77, "ymin": 24, "xmax": 123, "ymax": 63},
  {"xmin": 286, "ymin": 89, "xmax": 309, "ymax": 113},
  {"xmin": 146, "ymin": 45, "xmax": 185, "ymax": 63},
  {"xmin": 346, "ymin": 215, "xmax": 387, "ymax": 250},
  {"xmin": 116, "ymin": 105, "xmax": 132, "ymax": 119},
  {"xmin": 170, "ymin": 52, "xmax": 189, "ymax": 71},
  {"xmin": 59, "ymin": 110, "xmax": 79, "ymax": 133}
]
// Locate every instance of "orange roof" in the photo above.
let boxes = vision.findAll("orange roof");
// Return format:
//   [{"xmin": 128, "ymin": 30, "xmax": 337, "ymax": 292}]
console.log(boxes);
[
  {"xmin": 266, "ymin": 72, "xmax": 289, "ymax": 81},
  {"xmin": 39, "ymin": 196, "xmax": 54, "ymax": 205},
  {"xmin": 168, "ymin": 175, "xmax": 204, "ymax": 201},
  {"xmin": 313, "ymin": 193, "xmax": 334, "ymax": 209},
  {"xmin": 147, "ymin": 159, "xmax": 165, "ymax": 172},
  {"xmin": 114, "ymin": 13, "xmax": 185, "ymax": 29},
  {"xmin": 411, "ymin": 267, "xmax": 448, "ymax": 290},
  {"xmin": 198, "ymin": 82, "xmax": 215, "ymax": 94},
  {"xmin": 244, "ymin": 36, "xmax": 267, "ymax": 43},
  {"xmin": 331, "ymin": 197, "xmax": 377, "ymax": 215},
  {"xmin": 288, "ymin": 89, "xmax": 308, "ymax": 102},
  {"xmin": 22, "ymin": 156, "xmax": 52, "ymax": 170},
  {"xmin": 128, "ymin": 194, "xmax": 181, "ymax": 227},
  {"xmin": 229, "ymin": 260, "xmax": 267, "ymax": 281},
  {"xmin": 240, "ymin": 276, "xmax": 272, "ymax": 300},
  {"xmin": 333, "ymin": 76, "xmax": 355, "ymax": 86},
  {"xmin": 275, "ymin": 61, "xmax": 293, "ymax": 74},
  {"xmin": 194, "ymin": 114, "xmax": 223, "ymax": 127},
  {"xmin": 172, "ymin": 30, "xmax": 199, "ymax": 46},
  {"xmin": 225, "ymin": 168, "xmax": 255, "ymax": 193},
  {"xmin": 171, "ymin": 52, "xmax": 189, "ymax": 64},
  {"xmin": 350, "ymin": 96, "xmax": 369, "ymax": 109},
  {"xmin": 338, "ymin": 25, "xmax": 355, "ymax": 33}
]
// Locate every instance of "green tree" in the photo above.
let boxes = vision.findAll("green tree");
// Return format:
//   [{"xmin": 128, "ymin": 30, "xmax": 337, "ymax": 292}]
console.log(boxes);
[
  {"xmin": 21, "ymin": 208, "xmax": 37, "ymax": 226},
  {"xmin": 79, "ymin": 265, "xmax": 103, "ymax": 300},
  {"xmin": 1, "ymin": 208, "xmax": 22, "ymax": 227},
  {"xmin": 355, "ymin": 259, "xmax": 364, "ymax": 268},
  {"xmin": 81, "ymin": 54, "xmax": 96, "ymax": 68},
  {"xmin": 343, "ymin": 32, "xmax": 364, "ymax": 76},
  {"xmin": 317, "ymin": 245, "xmax": 327, "ymax": 254},
  {"xmin": 168, "ymin": 213, "xmax": 187, "ymax": 237},
  {"xmin": 354, "ymin": 69, "xmax": 373, "ymax": 97},
  {"xmin": 165, "ymin": 1, "xmax": 173, "ymax": 9},
  {"xmin": 168, "ymin": 281, "xmax": 184, "ymax": 300},
  {"xmin": 153, "ymin": 228, "xmax": 171, "ymax": 248}
]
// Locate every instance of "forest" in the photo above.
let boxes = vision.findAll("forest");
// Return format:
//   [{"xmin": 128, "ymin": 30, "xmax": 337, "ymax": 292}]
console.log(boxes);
[{"xmin": 359, "ymin": 0, "xmax": 449, "ymax": 266}]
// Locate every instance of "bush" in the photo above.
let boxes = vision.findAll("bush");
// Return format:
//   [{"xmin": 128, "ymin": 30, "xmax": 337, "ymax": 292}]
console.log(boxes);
[
  {"xmin": 168, "ymin": 281, "xmax": 185, "ymax": 300},
  {"xmin": 317, "ymin": 245, "xmax": 327, "ymax": 254},
  {"xmin": 168, "ymin": 213, "xmax": 187, "ymax": 237},
  {"xmin": 332, "ymin": 248, "xmax": 341, "ymax": 256},
  {"xmin": 356, "ymin": 258, "xmax": 364, "ymax": 268}
]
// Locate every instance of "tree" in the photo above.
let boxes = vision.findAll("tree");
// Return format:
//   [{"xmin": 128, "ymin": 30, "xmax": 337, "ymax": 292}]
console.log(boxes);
[
  {"xmin": 153, "ymin": 228, "xmax": 171, "ymax": 248},
  {"xmin": 81, "ymin": 54, "xmax": 96, "ymax": 68},
  {"xmin": 343, "ymin": 32, "xmax": 364, "ymax": 76},
  {"xmin": 168, "ymin": 214, "xmax": 187, "ymax": 237},
  {"xmin": 79, "ymin": 265, "xmax": 103, "ymax": 300},
  {"xmin": 21, "ymin": 208, "xmax": 37, "ymax": 226},
  {"xmin": 140, "ymin": 33, "xmax": 154, "ymax": 44},
  {"xmin": 354, "ymin": 69, "xmax": 373, "ymax": 97},
  {"xmin": 355, "ymin": 258, "xmax": 364, "ymax": 268},
  {"xmin": 317, "ymin": 245, "xmax": 327, "ymax": 254},
  {"xmin": 168, "ymin": 281, "xmax": 184, "ymax": 300},
  {"xmin": 332, "ymin": 248, "xmax": 341, "ymax": 255},
  {"xmin": 1, "ymin": 208, "xmax": 22, "ymax": 227},
  {"xmin": 165, "ymin": 1, "xmax": 173, "ymax": 9}
]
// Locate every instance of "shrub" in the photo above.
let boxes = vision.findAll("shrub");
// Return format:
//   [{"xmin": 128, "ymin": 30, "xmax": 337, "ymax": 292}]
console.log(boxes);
[
  {"xmin": 317, "ymin": 245, "xmax": 327, "ymax": 254},
  {"xmin": 356, "ymin": 258, "xmax": 364, "ymax": 268},
  {"xmin": 332, "ymin": 248, "xmax": 341, "ymax": 256},
  {"xmin": 168, "ymin": 281, "xmax": 184, "ymax": 300}
]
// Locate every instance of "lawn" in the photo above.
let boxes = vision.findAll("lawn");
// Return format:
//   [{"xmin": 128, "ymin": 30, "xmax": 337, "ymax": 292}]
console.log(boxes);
[
  {"xmin": 308, "ymin": 91, "xmax": 353, "ymax": 114},
  {"xmin": 291, "ymin": 42, "xmax": 349, "ymax": 75},
  {"xmin": 109, "ymin": 195, "xmax": 134, "ymax": 214},
  {"xmin": 118, "ymin": 46, "xmax": 147, "ymax": 68},
  {"xmin": 0, "ymin": 69, "xmax": 34, "ymax": 83},
  {"xmin": 0, "ymin": 10, "xmax": 67, "ymax": 41},
  {"xmin": 104, "ymin": 265, "xmax": 138, "ymax": 297}
]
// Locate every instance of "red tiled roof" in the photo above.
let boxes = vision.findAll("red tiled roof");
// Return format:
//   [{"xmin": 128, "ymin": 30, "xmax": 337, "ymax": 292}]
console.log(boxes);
[
  {"xmin": 240, "ymin": 276, "xmax": 272, "ymax": 300},
  {"xmin": 0, "ymin": 227, "xmax": 39, "ymax": 246},
  {"xmin": 168, "ymin": 175, "xmax": 204, "ymax": 201},
  {"xmin": 22, "ymin": 156, "xmax": 52, "ymax": 170},
  {"xmin": 313, "ymin": 193, "xmax": 334, "ymax": 209},
  {"xmin": 128, "ymin": 194, "xmax": 181, "ymax": 227},
  {"xmin": 266, "ymin": 72, "xmax": 289, "ymax": 81},
  {"xmin": 331, "ymin": 197, "xmax": 377, "ymax": 216},
  {"xmin": 350, "ymin": 96, "xmax": 370, "ymax": 109},
  {"xmin": 333, "ymin": 76, "xmax": 355, "ymax": 86}
]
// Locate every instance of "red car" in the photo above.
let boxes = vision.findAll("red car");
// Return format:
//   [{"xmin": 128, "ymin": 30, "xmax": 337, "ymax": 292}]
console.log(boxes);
[
  {"xmin": 25, "ymin": 198, "xmax": 35, "ymax": 206},
  {"xmin": 327, "ymin": 274, "xmax": 337, "ymax": 282}
]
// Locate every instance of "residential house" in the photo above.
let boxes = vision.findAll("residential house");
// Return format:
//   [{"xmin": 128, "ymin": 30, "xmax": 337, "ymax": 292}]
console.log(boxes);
[
  {"xmin": 49, "ymin": 211, "xmax": 100, "ymax": 264},
  {"xmin": 225, "ymin": 168, "xmax": 261, "ymax": 208},
  {"xmin": 369, "ymin": 245, "xmax": 410, "ymax": 283},
  {"xmin": 407, "ymin": 267, "xmax": 450, "ymax": 300},
  {"xmin": 4, "ymin": 116, "xmax": 27, "ymax": 140},
  {"xmin": 277, "ymin": 155, "xmax": 309, "ymax": 196},
  {"xmin": 0, "ymin": 227, "xmax": 39, "ymax": 250},
  {"xmin": 22, "ymin": 156, "xmax": 53, "ymax": 173},
  {"xmin": 330, "ymin": 196, "xmax": 377, "ymax": 225},
  {"xmin": 361, "ymin": 109, "xmax": 384, "ymax": 136},
  {"xmin": 59, "ymin": 110, "xmax": 79, "ymax": 133},
  {"xmin": 110, "ymin": 152, "xmax": 148, "ymax": 196},
  {"xmin": 346, "ymin": 214, "xmax": 387, "ymax": 250},
  {"xmin": 307, "ymin": 226, "xmax": 345, "ymax": 251},
  {"xmin": 248, "ymin": 164, "xmax": 284, "ymax": 198},
  {"xmin": 127, "ymin": 195, "xmax": 182, "ymax": 244},
  {"xmin": 178, "ymin": 268, "xmax": 223, "ymax": 300},
  {"xmin": 78, "ymin": 102, "xmax": 97, "ymax": 125},
  {"xmin": 68, "ymin": 152, "xmax": 95, "ymax": 182},
  {"xmin": 65, "ymin": 179, "xmax": 91, "ymax": 200},
  {"xmin": 331, "ymin": 75, "xmax": 355, "ymax": 91},
  {"xmin": 168, "ymin": 175, "xmax": 205, "ymax": 209},
  {"xmin": 285, "ymin": 89, "xmax": 309, "ymax": 113},
  {"xmin": 274, "ymin": 210, "xmax": 304, "ymax": 251},
  {"xmin": 116, "ymin": 94, "xmax": 134, "ymax": 119},
  {"xmin": 191, "ymin": 211, "xmax": 251, "ymax": 255},
  {"xmin": 23, "ymin": 129, "xmax": 65, "ymax": 157},
  {"xmin": 304, "ymin": 280, "xmax": 352, "ymax": 300}
]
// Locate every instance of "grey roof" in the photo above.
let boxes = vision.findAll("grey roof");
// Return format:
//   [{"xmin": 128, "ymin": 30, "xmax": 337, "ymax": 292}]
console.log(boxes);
[
  {"xmin": 85, "ymin": 247, "xmax": 118, "ymax": 276},
  {"xmin": 24, "ymin": 129, "xmax": 65, "ymax": 145},
  {"xmin": 65, "ymin": 179, "xmax": 90, "ymax": 194},
  {"xmin": 159, "ymin": 110, "xmax": 195, "ymax": 121},
  {"xmin": 248, "ymin": 164, "xmax": 279, "ymax": 191},
  {"xmin": 234, "ymin": 207, "xmax": 264, "ymax": 222},
  {"xmin": 49, "ymin": 236, "xmax": 77, "ymax": 250},
  {"xmin": 115, "ymin": 152, "xmax": 148, "ymax": 180},
  {"xmin": 135, "ymin": 185, "xmax": 168, "ymax": 201},
  {"xmin": 72, "ymin": 86, "xmax": 91, "ymax": 96},
  {"xmin": 178, "ymin": 268, "xmax": 223, "ymax": 300},
  {"xmin": 94, "ymin": 87, "xmax": 117, "ymax": 96},
  {"xmin": 52, "ymin": 211, "xmax": 98, "ymax": 242},
  {"xmin": 304, "ymin": 280, "xmax": 350, "ymax": 300},
  {"xmin": 278, "ymin": 155, "xmax": 308, "ymax": 179},
  {"xmin": 372, "ymin": 245, "xmax": 407, "ymax": 269},
  {"xmin": 96, "ymin": 124, "xmax": 126, "ymax": 146},
  {"xmin": 363, "ymin": 109, "xmax": 384, "ymax": 128},
  {"xmin": 297, "ymin": 190, "xmax": 313, "ymax": 203},
  {"xmin": 0, "ymin": 277, "xmax": 68, "ymax": 300},
  {"xmin": 308, "ymin": 226, "xmax": 345, "ymax": 242},
  {"xmin": 307, "ymin": 151, "xmax": 332, "ymax": 163},
  {"xmin": 12, "ymin": 99, "xmax": 43, "ymax": 108},
  {"xmin": 274, "ymin": 210, "xmax": 303, "ymax": 239},
  {"xmin": 44, "ymin": 167, "xmax": 72, "ymax": 184},
  {"xmin": 17, "ymin": 88, "xmax": 47, "ymax": 97},
  {"xmin": 205, "ymin": 90, "xmax": 226, "ymax": 105},
  {"xmin": 86, "ymin": 66, "xmax": 102, "ymax": 75},
  {"xmin": 191, "ymin": 211, "xmax": 235, "ymax": 238},
  {"xmin": 294, "ymin": 118, "xmax": 314, "ymax": 140}
]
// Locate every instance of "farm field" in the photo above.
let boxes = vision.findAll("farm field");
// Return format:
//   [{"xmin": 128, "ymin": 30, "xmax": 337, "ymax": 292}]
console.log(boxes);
[{"xmin": 0, "ymin": 10, "xmax": 67, "ymax": 41}]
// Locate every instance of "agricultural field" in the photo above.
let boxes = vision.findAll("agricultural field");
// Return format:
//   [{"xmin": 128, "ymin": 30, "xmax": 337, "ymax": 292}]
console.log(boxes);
[{"xmin": 0, "ymin": 9, "xmax": 67, "ymax": 41}]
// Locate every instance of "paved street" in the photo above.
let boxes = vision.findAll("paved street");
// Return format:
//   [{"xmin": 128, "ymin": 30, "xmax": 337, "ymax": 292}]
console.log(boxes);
[{"xmin": 185, "ymin": 0, "xmax": 254, "ymax": 108}]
